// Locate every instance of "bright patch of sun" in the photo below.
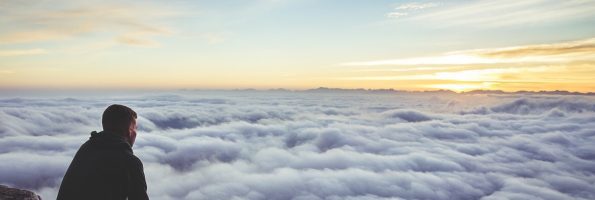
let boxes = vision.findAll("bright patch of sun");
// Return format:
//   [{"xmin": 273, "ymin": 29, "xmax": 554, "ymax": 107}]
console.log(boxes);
[
  {"xmin": 432, "ymin": 68, "xmax": 516, "ymax": 82},
  {"xmin": 428, "ymin": 82, "xmax": 494, "ymax": 92}
]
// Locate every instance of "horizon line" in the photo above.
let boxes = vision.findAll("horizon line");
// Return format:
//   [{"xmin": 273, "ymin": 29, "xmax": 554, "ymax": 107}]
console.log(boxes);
[{"xmin": 1, "ymin": 87, "xmax": 594, "ymax": 95}]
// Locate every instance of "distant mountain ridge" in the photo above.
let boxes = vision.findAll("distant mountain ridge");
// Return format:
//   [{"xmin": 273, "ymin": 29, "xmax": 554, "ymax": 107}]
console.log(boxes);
[
  {"xmin": 308, "ymin": 88, "xmax": 595, "ymax": 95},
  {"xmin": 191, "ymin": 87, "xmax": 595, "ymax": 95},
  {"xmin": 462, "ymin": 89, "xmax": 595, "ymax": 95}
]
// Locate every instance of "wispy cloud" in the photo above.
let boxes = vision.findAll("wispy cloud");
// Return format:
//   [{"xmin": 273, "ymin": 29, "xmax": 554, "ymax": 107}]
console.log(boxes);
[
  {"xmin": 343, "ymin": 38, "xmax": 595, "ymax": 66},
  {"xmin": 392, "ymin": 0, "xmax": 595, "ymax": 27},
  {"xmin": 0, "ymin": 49, "xmax": 47, "ymax": 57},
  {"xmin": 386, "ymin": 12, "xmax": 408, "ymax": 19},
  {"xmin": 0, "ymin": 30, "xmax": 78, "ymax": 44},
  {"xmin": 395, "ymin": 2, "xmax": 438, "ymax": 10},
  {"xmin": 0, "ymin": 2, "xmax": 177, "ymax": 47},
  {"xmin": 338, "ymin": 38, "xmax": 595, "ymax": 91},
  {"xmin": 471, "ymin": 38, "xmax": 595, "ymax": 58},
  {"xmin": 116, "ymin": 36, "xmax": 160, "ymax": 47},
  {"xmin": 333, "ymin": 66, "xmax": 554, "ymax": 82},
  {"xmin": 387, "ymin": 2, "xmax": 438, "ymax": 19},
  {"xmin": 343, "ymin": 54, "xmax": 497, "ymax": 66},
  {"xmin": 0, "ymin": 70, "xmax": 15, "ymax": 74}
]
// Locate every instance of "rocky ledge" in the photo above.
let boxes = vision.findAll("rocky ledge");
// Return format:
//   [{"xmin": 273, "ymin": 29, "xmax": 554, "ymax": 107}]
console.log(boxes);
[{"xmin": 0, "ymin": 185, "xmax": 41, "ymax": 200}]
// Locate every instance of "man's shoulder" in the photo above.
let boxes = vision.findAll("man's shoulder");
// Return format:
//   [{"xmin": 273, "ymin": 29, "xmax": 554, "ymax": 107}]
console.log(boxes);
[{"xmin": 125, "ymin": 153, "xmax": 144, "ymax": 169}]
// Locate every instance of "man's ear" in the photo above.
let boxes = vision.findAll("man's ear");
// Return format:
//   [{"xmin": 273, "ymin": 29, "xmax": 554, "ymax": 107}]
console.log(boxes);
[{"xmin": 127, "ymin": 119, "xmax": 137, "ymax": 146}]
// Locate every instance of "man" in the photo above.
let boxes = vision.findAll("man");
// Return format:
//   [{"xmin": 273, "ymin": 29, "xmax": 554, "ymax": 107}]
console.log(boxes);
[{"xmin": 57, "ymin": 104, "xmax": 149, "ymax": 200}]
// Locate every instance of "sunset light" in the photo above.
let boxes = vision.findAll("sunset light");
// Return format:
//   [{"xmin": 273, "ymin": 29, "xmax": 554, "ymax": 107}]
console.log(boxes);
[
  {"xmin": 0, "ymin": 0, "xmax": 594, "ymax": 92},
  {"xmin": 428, "ymin": 82, "xmax": 495, "ymax": 92},
  {"xmin": 2, "ymin": 1, "xmax": 595, "ymax": 200}
]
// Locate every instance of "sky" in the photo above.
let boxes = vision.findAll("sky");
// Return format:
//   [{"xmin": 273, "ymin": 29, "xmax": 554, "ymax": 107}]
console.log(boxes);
[{"xmin": 1, "ymin": 0, "xmax": 595, "ymax": 92}]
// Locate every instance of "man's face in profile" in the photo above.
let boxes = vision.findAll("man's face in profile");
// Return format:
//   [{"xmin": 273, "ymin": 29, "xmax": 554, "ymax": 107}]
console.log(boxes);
[{"xmin": 128, "ymin": 119, "xmax": 137, "ymax": 147}]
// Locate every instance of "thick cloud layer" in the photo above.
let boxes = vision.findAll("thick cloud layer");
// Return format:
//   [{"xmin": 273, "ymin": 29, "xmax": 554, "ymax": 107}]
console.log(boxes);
[{"xmin": 1, "ymin": 91, "xmax": 594, "ymax": 199}]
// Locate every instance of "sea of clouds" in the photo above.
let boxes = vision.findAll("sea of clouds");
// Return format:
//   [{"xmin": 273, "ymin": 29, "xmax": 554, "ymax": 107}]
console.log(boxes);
[{"xmin": 1, "ymin": 90, "xmax": 595, "ymax": 200}]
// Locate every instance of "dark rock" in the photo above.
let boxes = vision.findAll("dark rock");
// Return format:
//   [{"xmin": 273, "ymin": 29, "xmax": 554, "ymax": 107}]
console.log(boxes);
[{"xmin": 0, "ymin": 185, "xmax": 41, "ymax": 200}]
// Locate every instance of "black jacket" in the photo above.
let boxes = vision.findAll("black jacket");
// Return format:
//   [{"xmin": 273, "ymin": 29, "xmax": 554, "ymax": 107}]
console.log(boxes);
[{"xmin": 57, "ymin": 131, "xmax": 149, "ymax": 200}]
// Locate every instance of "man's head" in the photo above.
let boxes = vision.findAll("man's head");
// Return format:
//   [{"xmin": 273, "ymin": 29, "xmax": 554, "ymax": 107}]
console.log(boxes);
[{"xmin": 102, "ymin": 104, "xmax": 138, "ymax": 146}]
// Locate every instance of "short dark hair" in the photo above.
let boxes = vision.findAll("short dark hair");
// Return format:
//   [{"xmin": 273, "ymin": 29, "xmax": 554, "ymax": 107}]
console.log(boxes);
[{"xmin": 102, "ymin": 104, "xmax": 137, "ymax": 132}]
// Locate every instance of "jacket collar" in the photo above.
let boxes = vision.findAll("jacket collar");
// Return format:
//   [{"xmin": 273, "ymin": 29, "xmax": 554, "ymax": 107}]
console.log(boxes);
[{"xmin": 89, "ymin": 130, "xmax": 133, "ymax": 152}]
